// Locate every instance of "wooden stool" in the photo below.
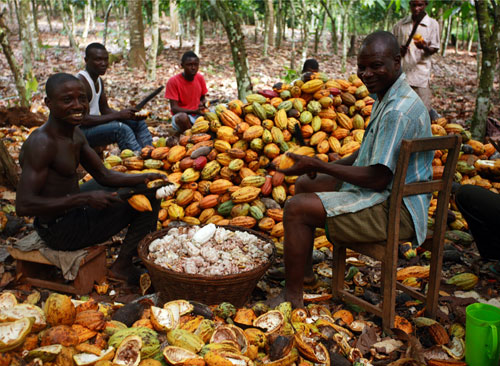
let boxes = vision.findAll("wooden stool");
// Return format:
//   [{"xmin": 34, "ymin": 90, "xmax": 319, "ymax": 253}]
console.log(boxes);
[{"xmin": 7, "ymin": 245, "xmax": 107, "ymax": 295}]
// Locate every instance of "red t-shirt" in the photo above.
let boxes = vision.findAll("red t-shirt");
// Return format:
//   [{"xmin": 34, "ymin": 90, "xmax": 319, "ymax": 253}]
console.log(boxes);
[{"xmin": 164, "ymin": 73, "xmax": 207, "ymax": 111}]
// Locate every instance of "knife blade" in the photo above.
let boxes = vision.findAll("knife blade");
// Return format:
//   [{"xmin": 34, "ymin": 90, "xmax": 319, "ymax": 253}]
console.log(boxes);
[{"xmin": 135, "ymin": 86, "xmax": 164, "ymax": 111}]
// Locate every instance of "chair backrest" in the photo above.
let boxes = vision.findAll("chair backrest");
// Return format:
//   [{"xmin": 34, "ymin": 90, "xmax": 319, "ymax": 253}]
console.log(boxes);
[{"xmin": 386, "ymin": 134, "xmax": 462, "ymax": 248}]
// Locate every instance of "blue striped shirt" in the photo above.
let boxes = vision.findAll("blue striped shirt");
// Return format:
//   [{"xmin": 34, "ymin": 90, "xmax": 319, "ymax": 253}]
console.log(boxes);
[{"xmin": 317, "ymin": 73, "xmax": 432, "ymax": 244}]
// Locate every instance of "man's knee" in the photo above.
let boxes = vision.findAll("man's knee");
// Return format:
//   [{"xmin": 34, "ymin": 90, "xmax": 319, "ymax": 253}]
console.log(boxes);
[
  {"xmin": 284, "ymin": 195, "xmax": 308, "ymax": 220},
  {"xmin": 173, "ymin": 113, "xmax": 192, "ymax": 133},
  {"xmin": 295, "ymin": 175, "xmax": 311, "ymax": 194}
]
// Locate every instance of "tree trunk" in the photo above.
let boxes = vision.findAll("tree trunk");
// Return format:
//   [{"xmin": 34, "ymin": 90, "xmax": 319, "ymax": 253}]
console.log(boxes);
[
  {"xmin": 69, "ymin": 3, "xmax": 77, "ymax": 42},
  {"xmin": 0, "ymin": 16, "xmax": 29, "ymax": 108},
  {"xmin": 42, "ymin": 0, "xmax": 53, "ymax": 32},
  {"xmin": 455, "ymin": 16, "xmax": 460, "ymax": 53},
  {"xmin": 178, "ymin": 20, "xmax": 183, "ymax": 49},
  {"xmin": 290, "ymin": 0, "xmax": 296, "ymax": 70},
  {"xmin": 147, "ymin": 0, "xmax": 159, "ymax": 80},
  {"xmin": 13, "ymin": 0, "xmax": 22, "ymax": 40},
  {"xmin": 263, "ymin": 0, "xmax": 269, "ymax": 57},
  {"xmin": 18, "ymin": 0, "xmax": 33, "ymax": 78},
  {"xmin": 300, "ymin": 0, "xmax": 308, "ymax": 64},
  {"xmin": 471, "ymin": 0, "xmax": 500, "ymax": 140},
  {"xmin": 467, "ymin": 19, "xmax": 474, "ymax": 54},
  {"xmin": 442, "ymin": 15, "xmax": 452, "ymax": 57},
  {"xmin": 383, "ymin": 4, "xmax": 393, "ymax": 31},
  {"xmin": 27, "ymin": 0, "xmax": 40, "ymax": 59},
  {"xmin": 0, "ymin": 140, "xmax": 19, "ymax": 190},
  {"xmin": 57, "ymin": 0, "xmax": 78, "ymax": 52},
  {"xmin": 253, "ymin": 11, "xmax": 258, "ymax": 43},
  {"xmin": 320, "ymin": 0, "xmax": 337, "ymax": 55},
  {"xmin": 82, "ymin": 0, "xmax": 91, "ymax": 41},
  {"xmin": 276, "ymin": 0, "xmax": 282, "ymax": 48},
  {"xmin": 31, "ymin": 0, "xmax": 40, "ymax": 41},
  {"xmin": 194, "ymin": 0, "xmax": 201, "ymax": 55},
  {"xmin": 103, "ymin": 0, "xmax": 113, "ymax": 46},
  {"xmin": 208, "ymin": 0, "xmax": 253, "ymax": 100},
  {"xmin": 267, "ymin": 0, "xmax": 274, "ymax": 47},
  {"xmin": 340, "ymin": 0, "xmax": 352, "ymax": 73},
  {"xmin": 128, "ymin": 0, "xmax": 146, "ymax": 69},
  {"xmin": 170, "ymin": 0, "xmax": 178, "ymax": 37}
]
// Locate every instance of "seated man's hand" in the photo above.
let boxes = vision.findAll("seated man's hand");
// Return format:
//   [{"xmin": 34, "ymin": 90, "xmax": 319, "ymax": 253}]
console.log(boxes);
[
  {"xmin": 197, "ymin": 102, "xmax": 207, "ymax": 115},
  {"xmin": 118, "ymin": 108, "xmax": 139, "ymax": 121},
  {"xmin": 277, "ymin": 152, "xmax": 320, "ymax": 176},
  {"xmin": 143, "ymin": 173, "xmax": 168, "ymax": 184},
  {"xmin": 86, "ymin": 191, "xmax": 122, "ymax": 210}
]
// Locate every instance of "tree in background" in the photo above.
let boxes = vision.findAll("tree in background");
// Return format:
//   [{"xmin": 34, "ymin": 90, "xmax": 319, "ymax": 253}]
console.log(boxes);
[
  {"xmin": 208, "ymin": 0, "xmax": 253, "ymax": 100},
  {"xmin": 128, "ymin": 0, "xmax": 146, "ymax": 69},
  {"xmin": 471, "ymin": 0, "xmax": 499, "ymax": 140}
]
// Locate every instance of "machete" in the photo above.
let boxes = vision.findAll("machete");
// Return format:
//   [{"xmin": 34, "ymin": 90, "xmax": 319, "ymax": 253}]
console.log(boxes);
[
  {"xmin": 403, "ymin": 11, "xmax": 426, "ymax": 51},
  {"xmin": 135, "ymin": 86, "xmax": 164, "ymax": 110}
]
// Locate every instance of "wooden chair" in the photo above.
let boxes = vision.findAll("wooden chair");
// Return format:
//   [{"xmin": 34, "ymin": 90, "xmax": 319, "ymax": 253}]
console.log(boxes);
[{"xmin": 331, "ymin": 135, "xmax": 461, "ymax": 332}]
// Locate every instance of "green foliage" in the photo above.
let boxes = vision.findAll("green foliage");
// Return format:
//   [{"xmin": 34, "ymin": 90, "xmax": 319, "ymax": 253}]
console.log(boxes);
[
  {"xmin": 282, "ymin": 66, "xmax": 299, "ymax": 84},
  {"xmin": 25, "ymin": 74, "xmax": 38, "ymax": 103}
]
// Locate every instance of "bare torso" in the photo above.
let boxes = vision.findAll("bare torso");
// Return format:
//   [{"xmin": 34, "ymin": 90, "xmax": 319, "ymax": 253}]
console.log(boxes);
[{"xmin": 19, "ymin": 125, "xmax": 86, "ymax": 222}]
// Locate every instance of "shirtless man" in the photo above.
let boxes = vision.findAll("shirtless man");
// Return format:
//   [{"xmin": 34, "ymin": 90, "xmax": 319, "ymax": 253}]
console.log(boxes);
[
  {"xmin": 16, "ymin": 73, "xmax": 165, "ymax": 285},
  {"xmin": 78, "ymin": 43, "xmax": 153, "ymax": 151}
]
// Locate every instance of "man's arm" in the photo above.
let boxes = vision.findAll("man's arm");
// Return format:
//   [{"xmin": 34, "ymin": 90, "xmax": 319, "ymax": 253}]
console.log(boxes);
[
  {"xmin": 169, "ymin": 99, "xmax": 204, "ymax": 116},
  {"xmin": 16, "ymin": 133, "xmax": 119, "ymax": 217},
  {"xmin": 78, "ymin": 130, "xmax": 165, "ymax": 187},
  {"xmin": 279, "ymin": 152, "xmax": 392, "ymax": 191},
  {"xmin": 77, "ymin": 75, "xmax": 140, "ymax": 127}
]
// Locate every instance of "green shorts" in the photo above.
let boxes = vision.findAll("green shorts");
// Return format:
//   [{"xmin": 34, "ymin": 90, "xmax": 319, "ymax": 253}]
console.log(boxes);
[{"xmin": 325, "ymin": 200, "xmax": 415, "ymax": 244}]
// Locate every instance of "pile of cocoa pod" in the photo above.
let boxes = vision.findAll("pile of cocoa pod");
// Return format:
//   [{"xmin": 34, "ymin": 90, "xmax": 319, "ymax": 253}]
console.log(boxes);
[
  {"xmin": 0, "ymin": 290, "xmax": 469, "ymax": 365},
  {"xmin": 91, "ymin": 73, "xmax": 500, "ymax": 252}
]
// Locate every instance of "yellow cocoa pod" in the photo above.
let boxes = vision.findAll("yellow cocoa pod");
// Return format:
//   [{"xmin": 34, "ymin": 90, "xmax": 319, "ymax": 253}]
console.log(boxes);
[
  {"xmin": 168, "ymin": 204, "xmax": 184, "ymax": 220},
  {"xmin": 128, "ymin": 194, "xmax": 152, "ymax": 212},
  {"xmin": 310, "ymin": 131, "xmax": 327, "ymax": 146},
  {"xmin": 272, "ymin": 185, "xmax": 287, "ymax": 204},
  {"xmin": 231, "ymin": 186, "xmax": 261, "ymax": 203},
  {"xmin": 337, "ymin": 113, "xmax": 353, "ymax": 130},
  {"xmin": 340, "ymin": 141, "xmax": 360, "ymax": 156},
  {"xmin": 328, "ymin": 137, "xmax": 342, "ymax": 153},
  {"xmin": 274, "ymin": 109, "xmax": 288, "ymax": 130},
  {"xmin": 243, "ymin": 125, "xmax": 264, "ymax": 141},
  {"xmin": 301, "ymin": 79, "xmax": 324, "ymax": 93},
  {"xmin": 270, "ymin": 222, "xmax": 285, "ymax": 237},
  {"xmin": 167, "ymin": 146, "xmax": 187, "ymax": 163},
  {"xmin": 241, "ymin": 175, "xmax": 266, "ymax": 187},
  {"xmin": 214, "ymin": 139, "xmax": 232, "ymax": 153}
]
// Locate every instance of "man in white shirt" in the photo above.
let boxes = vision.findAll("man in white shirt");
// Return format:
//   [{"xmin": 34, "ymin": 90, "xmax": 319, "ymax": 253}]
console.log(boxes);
[
  {"xmin": 77, "ymin": 43, "xmax": 152, "ymax": 151},
  {"xmin": 393, "ymin": 0, "xmax": 440, "ymax": 116}
]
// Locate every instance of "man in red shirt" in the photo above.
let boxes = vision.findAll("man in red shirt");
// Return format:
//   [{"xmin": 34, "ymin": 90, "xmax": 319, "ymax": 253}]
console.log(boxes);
[{"xmin": 165, "ymin": 51, "xmax": 208, "ymax": 133}]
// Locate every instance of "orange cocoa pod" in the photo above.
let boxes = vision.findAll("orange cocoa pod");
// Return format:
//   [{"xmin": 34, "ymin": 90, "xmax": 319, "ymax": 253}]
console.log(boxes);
[{"xmin": 272, "ymin": 171, "xmax": 285, "ymax": 186}]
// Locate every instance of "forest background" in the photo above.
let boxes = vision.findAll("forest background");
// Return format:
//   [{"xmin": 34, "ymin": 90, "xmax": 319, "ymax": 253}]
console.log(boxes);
[{"xmin": 0, "ymin": 0, "xmax": 499, "ymax": 142}]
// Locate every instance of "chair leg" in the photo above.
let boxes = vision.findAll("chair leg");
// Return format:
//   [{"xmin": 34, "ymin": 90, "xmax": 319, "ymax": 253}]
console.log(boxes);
[
  {"xmin": 426, "ymin": 238, "xmax": 444, "ymax": 318},
  {"xmin": 332, "ymin": 244, "xmax": 346, "ymax": 299},
  {"xmin": 381, "ymin": 253, "xmax": 397, "ymax": 332}
]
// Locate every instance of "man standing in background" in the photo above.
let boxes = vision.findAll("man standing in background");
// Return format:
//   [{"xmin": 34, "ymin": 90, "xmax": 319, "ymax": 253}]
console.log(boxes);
[{"xmin": 393, "ymin": 0, "xmax": 440, "ymax": 119}]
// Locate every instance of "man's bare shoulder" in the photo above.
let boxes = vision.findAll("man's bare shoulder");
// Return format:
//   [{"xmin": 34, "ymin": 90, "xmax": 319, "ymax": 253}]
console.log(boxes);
[{"xmin": 20, "ymin": 127, "xmax": 56, "ymax": 167}]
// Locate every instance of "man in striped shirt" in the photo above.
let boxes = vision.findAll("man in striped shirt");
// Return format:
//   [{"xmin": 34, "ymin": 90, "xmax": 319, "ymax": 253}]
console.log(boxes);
[{"xmin": 268, "ymin": 31, "xmax": 433, "ymax": 309}]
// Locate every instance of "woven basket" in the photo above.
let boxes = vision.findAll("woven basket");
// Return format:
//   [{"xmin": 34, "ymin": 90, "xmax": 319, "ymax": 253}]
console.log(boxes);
[{"xmin": 138, "ymin": 225, "xmax": 275, "ymax": 307}]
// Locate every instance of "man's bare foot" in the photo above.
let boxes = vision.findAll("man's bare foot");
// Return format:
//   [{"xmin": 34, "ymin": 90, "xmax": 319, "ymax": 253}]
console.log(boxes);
[
  {"xmin": 109, "ymin": 263, "xmax": 145, "ymax": 286},
  {"xmin": 265, "ymin": 289, "xmax": 304, "ymax": 309}
]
